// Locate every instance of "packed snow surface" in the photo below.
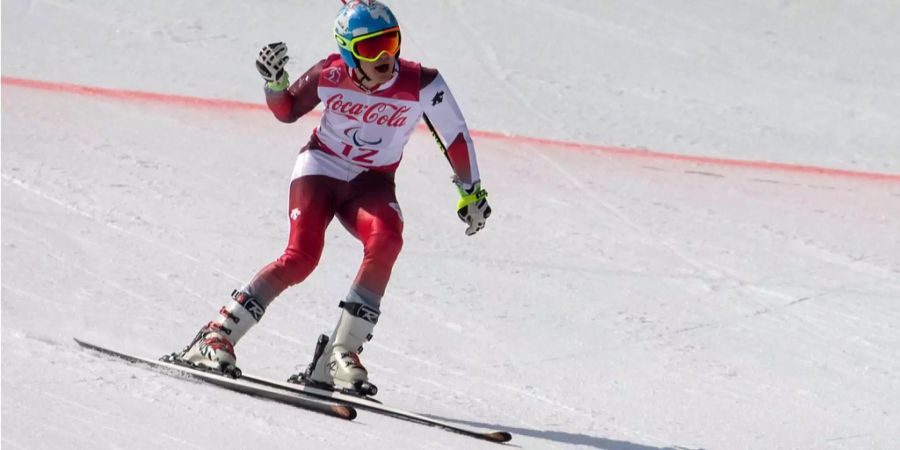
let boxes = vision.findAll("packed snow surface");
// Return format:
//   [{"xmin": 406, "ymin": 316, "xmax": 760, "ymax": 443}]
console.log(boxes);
[{"xmin": 3, "ymin": 1, "xmax": 899, "ymax": 449}]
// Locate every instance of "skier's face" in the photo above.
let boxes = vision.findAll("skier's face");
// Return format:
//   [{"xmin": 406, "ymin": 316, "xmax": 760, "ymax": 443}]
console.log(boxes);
[{"xmin": 358, "ymin": 52, "xmax": 396, "ymax": 85}]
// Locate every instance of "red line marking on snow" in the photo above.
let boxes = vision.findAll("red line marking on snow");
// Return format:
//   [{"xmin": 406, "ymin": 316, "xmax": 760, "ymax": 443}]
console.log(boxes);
[
  {"xmin": 2, "ymin": 76, "xmax": 271, "ymax": 112},
  {"xmin": 467, "ymin": 129, "xmax": 900, "ymax": 182},
  {"xmin": 4, "ymin": 75, "xmax": 899, "ymax": 182}
]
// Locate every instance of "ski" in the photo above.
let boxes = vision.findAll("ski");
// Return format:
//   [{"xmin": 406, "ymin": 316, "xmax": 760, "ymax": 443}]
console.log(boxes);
[
  {"xmin": 73, "ymin": 338, "xmax": 357, "ymax": 421},
  {"xmin": 241, "ymin": 374, "xmax": 513, "ymax": 443}
]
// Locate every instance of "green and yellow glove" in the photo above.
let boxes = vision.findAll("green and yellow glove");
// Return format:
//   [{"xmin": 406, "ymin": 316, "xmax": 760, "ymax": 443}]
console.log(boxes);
[{"xmin": 454, "ymin": 177, "xmax": 491, "ymax": 236}]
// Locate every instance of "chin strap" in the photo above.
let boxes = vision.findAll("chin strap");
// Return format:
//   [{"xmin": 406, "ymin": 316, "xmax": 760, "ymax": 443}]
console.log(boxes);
[
  {"xmin": 352, "ymin": 67, "xmax": 376, "ymax": 92},
  {"xmin": 352, "ymin": 60, "xmax": 398, "ymax": 92},
  {"xmin": 354, "ymin": 58, "xmax": 373, "ymax": 82}
]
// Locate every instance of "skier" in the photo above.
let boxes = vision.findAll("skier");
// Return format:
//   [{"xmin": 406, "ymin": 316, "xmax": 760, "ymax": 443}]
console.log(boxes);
[{"xmin": 176, "ymin": 0, "xmax": 490, "ymax": 395}]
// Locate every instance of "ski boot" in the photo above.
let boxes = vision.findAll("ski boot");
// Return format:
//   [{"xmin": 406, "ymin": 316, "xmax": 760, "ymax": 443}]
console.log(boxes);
[
  {"xmin": 291, "ymin": 301, "xmax": 379, "ymax": 397},
  {"xmin": 166, "ymin": 290, "xmax": 265, "ymax": 378}
]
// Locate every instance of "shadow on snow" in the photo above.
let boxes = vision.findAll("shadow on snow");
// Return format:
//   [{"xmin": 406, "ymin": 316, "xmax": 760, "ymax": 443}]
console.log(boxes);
[{"xmin": 424, "ymin": 414, "xmax": 703, "ymax": 450}]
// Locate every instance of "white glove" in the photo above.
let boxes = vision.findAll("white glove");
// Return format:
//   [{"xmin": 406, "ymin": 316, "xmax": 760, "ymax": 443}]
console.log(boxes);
[
  {"xmin": 454, "ymin": 178, "xmax": 491, "ymax": 236},
  {"xmin": 256, "ymin": 42, "xmax": 289, "ymax": 88}
]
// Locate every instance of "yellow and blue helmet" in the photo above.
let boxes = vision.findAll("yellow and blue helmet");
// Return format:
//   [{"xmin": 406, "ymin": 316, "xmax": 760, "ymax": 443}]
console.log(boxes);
[{"xmin": 334, "ymin": 1, "xmax": 401, "ymax": 69}]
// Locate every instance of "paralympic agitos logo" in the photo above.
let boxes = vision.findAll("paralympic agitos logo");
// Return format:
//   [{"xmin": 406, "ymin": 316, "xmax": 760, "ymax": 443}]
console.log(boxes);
[
  {"xmin": 343, "ymin": 126, "xmax": 383, "ymax": 146},
  {"xmin": 325, "ymin": 94, "xmax": 411, "ymax": 127}
]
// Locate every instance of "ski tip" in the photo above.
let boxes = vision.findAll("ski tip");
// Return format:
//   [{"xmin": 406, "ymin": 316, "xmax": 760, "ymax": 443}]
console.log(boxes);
[
  {"xmin": 334, "ymin": 405, "xmax": 358, "ymax": 421},
  {"xmin": 484, "ymin": 431, "xmax": 513, "ymax": 443},
  {"xmin": 73, "ymin": 338, "xmax": 99, "ymax": 351}
]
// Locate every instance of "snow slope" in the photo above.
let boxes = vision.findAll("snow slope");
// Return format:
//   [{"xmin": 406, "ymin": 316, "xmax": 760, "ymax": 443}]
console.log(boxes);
[
  {"xmin": 3, "ymin": 0, "xmax": 899, "ymax": 173},
  {"xmin": 3, "ymin": 1, "xmax": 900, "ymax": 449}
]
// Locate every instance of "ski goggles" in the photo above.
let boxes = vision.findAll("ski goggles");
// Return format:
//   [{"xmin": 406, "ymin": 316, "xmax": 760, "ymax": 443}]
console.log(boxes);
[{"xmin": 336, "ymin": 27, "xmax": 401, "ymax": 62}]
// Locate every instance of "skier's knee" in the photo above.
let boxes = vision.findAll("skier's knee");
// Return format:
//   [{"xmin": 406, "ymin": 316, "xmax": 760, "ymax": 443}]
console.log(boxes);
[
  {"xmin": 366, "ymin": 232, "xmax": 403, "ymax": 265},
  {"xmin": 275, "ymin": 248, "xmax": 322, "ymax": 286}
]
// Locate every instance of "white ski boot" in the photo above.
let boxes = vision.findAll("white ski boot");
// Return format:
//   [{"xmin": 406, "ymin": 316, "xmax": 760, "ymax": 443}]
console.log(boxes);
[
  {"xmin": 305, "ymin": 301, "xmax": 380, "ymax": 396},
  {"xmin": 177, "ymin": 290, "xmax": 265, "ymax": 376}
]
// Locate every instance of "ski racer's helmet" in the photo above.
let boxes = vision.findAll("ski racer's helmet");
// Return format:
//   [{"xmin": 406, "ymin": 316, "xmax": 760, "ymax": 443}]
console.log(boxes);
[{"xmin": 334, "ymin": 0, "xmax": 401, "ymax": 69}]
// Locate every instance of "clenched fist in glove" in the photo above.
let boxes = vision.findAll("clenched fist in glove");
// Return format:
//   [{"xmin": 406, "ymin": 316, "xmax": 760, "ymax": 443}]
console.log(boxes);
[
  {"xmin": 454, "ymin": 177, "xmax": 491, "ymax": 236},
  {"xmin": 256, "ymin": 42, "xmax": 290, "ymax": 90}
]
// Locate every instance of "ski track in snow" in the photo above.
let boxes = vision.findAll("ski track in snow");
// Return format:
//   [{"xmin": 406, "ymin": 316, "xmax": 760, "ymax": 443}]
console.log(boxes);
[
  {"xmin": 2, "ymin": 173, "xmax": 244, "ymax": 285},
  {"xmin": 446, "ymin": 1, "xmax": 556, "ymax": 130}
]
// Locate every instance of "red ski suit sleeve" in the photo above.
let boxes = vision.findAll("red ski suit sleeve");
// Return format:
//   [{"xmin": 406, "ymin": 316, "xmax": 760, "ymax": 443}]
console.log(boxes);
[{"xmin": 265, "ymin": 60, "xmax": 325, "ymax": 123}]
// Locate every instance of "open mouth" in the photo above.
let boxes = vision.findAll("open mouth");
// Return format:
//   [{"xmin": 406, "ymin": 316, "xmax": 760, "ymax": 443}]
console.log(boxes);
[{"xmin": 375, "ymin": 63, "xmax": 391, "ymax": 73}]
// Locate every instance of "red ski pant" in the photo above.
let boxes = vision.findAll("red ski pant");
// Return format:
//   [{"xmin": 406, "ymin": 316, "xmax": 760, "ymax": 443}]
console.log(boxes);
[{"xmin": 246, "ymin": 172, "xmax": 403, "ymax": 306}]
